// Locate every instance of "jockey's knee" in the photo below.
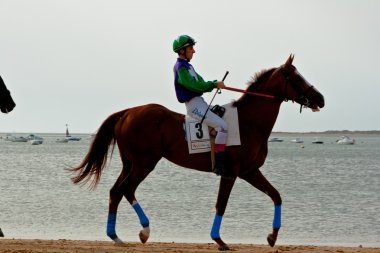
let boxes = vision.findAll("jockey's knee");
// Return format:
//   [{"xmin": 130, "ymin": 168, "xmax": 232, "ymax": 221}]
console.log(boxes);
[{"xmin": 216, "ymin": 122, "xmax": 228, "ymax": 133}]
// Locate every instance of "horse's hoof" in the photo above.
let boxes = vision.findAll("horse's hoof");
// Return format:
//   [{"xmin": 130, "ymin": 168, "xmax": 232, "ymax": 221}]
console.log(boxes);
[
  {"xmin": 139, "ymin": 227, "xmax": 150, "ymax": 244},
  {"xmin": 113, "ymin": 238, "xmax": 127, "ymax": 247},
  {"xmin": 218, "ymin": 244, "xmax": 230, "ymax": 251},
  {"xmin": 267, "ymin": 233, "xmax": 276, "ymax": 247},
  {"xmin": 214, "ymin": 238, "xmax": 231, "ymax": 251},
  {"xmin": 139, "ymin": 231, "xmax": 149, "ymax": 244}
]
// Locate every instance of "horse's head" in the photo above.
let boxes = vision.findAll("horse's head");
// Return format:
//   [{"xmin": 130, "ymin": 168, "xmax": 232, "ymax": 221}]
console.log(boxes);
[
  {"xmin": 0, "ymin": 76, "xmax": 16, "ymax": 113},
  {"xmin": 233, "ymin": 55, "xmax": 324, "ymax": 113},
  {"xmin": 276, "ymin": 55, "xmax": 325, "ymax": 111}
]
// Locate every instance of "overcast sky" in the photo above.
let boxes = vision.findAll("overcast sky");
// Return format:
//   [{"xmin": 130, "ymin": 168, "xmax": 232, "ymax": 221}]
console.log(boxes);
[{"xmin": 0, "ymin": 0, "xmax": 379, "ymax": 133}]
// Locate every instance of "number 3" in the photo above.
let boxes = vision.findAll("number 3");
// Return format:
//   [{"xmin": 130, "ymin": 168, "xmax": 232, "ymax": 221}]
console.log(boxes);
[{"xmin": 195, "ymin": 123, "xmax": 203, "ymax": 139}]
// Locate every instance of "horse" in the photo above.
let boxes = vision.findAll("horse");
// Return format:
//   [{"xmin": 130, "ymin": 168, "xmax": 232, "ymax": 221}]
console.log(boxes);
[
  {"xmin": 0, "ymin": 75, "xmax": 16, "ymax": 113},
  {"xmin": 70, "ymin": 55, "xmax": 325, "ymax": 251}
]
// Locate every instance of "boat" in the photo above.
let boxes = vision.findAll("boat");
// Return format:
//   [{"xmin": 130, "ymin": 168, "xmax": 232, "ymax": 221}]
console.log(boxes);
[
  {"xmin": 65, "ymin": 124, "xmax": 81, "ymax": 141},
  {"xmin": 56, "ymin": 138, "xmax": 69, "ymax": 143},
  {"xmin": 4, "ymin": 134, "xmax": 14, "ymax": 141},
  {"xmin": 30, "ymin": 139, "xmax": 43, "ymax": 145},
  {"xmin": 67, "ymin": 136, "xmax": 81, "ymax": 141},
  {"xmin": 11, "ymin": 136, "xmax": 28, "ymax": 142},
  {"xmin": 290, "ymin": 137, "xmax": 303, "ymax": 143},
  {"xmin": 27, "ymin": 134, "xmax": 44, "ymax": 145},
  {"xmin": 312, "ymin": 138, "xmax": 324, "ymax": 144},
  {"xmin": 26, "ymin": 134, "xmax": 43, "ymax": 141},
  {"xmin": 336, "ymin": 136, "xmax": 355, "ymax": 145},
  {"xmin": 268, "ymin": 137, "xmax": 284, "ymax": 142}
]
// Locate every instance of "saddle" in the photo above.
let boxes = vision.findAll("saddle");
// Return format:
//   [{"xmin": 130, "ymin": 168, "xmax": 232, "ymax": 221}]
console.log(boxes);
[{"xmin": 184, "ymin": 102, "xmax": 240, "ymax": 155}]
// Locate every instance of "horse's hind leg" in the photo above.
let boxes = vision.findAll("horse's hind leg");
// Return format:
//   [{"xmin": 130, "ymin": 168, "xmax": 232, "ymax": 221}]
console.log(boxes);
[
  {"xmin": 122, "ymin": 159, "xmax": 160, "ymax": 244},
  {"xmin": 107, "ymin": 157, "xmax": 157, "ymax": 245},
  {"xmin": 106, "ymin": 161, "xmax": 132, "ymax": 245},
  {"xmin": 241, "ymin": 169, "xmax": 282, "ymax": 247}
]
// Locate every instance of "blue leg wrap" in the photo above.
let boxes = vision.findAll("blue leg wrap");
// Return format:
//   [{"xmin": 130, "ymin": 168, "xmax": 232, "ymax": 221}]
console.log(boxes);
[
  {"xmin": 273, "ymin": 205, "xmax": 282, "ymax": 229},
  {"xmin": 132, "ymin": 202, "xmax": 149, "ymax": 228},
  {"xmin": 106, "ymin": 213, "xmax": 118, "ymax": 240},
  {"xmin": 210, "ymin": 214, "xmax": 223, "ymax": 239}
]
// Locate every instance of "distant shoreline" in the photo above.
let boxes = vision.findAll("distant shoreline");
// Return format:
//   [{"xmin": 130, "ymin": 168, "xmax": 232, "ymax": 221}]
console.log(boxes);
[
  {"xmin": 271, "ymin": 130, "xmax": 380, "ymax": 137},
  {"xmin": 274, "ymin": 130, "xmax": 380, "ymax": 134}
]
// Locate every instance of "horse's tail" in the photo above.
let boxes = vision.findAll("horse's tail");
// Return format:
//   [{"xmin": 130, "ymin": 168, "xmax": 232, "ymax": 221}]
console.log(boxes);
[{"xmin": 69, "ymin": 109, "xmax": 126, "ymax": 189}]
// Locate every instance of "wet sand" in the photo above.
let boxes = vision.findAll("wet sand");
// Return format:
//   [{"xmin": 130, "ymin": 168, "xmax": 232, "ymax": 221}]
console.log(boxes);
[{"xmin": 0, "ymin": 239, "xmax": 379, "ymax": 253}]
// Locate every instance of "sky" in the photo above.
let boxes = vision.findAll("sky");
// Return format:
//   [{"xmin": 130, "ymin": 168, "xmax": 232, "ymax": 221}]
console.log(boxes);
[{"xmin": 0, "ymin": 0, "xmax": 379, "ymax": 133}]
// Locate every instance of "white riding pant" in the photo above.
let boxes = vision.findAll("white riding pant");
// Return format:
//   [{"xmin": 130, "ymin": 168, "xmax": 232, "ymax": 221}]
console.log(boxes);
[{"xmin": 185, "ymin": 96, "xmax": 228, "ymax": 145}]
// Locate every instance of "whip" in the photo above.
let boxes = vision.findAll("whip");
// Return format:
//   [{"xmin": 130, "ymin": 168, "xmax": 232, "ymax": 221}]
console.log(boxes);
[{"xmin": 200, "ymin": 71, "xmax": 229, "ymax": 125}]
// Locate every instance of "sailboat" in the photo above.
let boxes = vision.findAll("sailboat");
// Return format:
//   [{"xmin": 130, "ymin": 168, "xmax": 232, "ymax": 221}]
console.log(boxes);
[{"xmin": 65, "ymin": 124, "xmax": 81, "ymax": 141}]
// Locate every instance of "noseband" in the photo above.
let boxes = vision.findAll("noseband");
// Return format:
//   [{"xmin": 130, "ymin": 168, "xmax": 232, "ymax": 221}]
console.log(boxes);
[{"xmin": 279, "ymin": 66, "xmax": 314, "ymax": 113}]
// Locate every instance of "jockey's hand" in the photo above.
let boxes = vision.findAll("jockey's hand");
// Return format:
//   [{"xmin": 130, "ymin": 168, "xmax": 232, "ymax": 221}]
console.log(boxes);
[{"xmin": 217, "ymin": 81, "xmax": 226, "ymax": 89}]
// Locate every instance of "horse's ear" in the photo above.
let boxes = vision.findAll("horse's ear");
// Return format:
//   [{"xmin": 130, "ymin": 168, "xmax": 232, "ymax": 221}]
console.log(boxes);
[{"xmin": 285, "ymin": 54, "xmax": 294, "ymax": 66}]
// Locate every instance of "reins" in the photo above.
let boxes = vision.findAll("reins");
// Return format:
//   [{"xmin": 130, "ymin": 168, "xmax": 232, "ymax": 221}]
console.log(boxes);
[
  {"xmin": 203, "ymin": 65, "xmax": 315, "ymax": 118},
  {"xmin": 201, "ymin": 72, "xmax": 275, "ymax": 124},
  {"xmin": 223, "ymin": 86, "xmax": 275, "ymax": 99}
]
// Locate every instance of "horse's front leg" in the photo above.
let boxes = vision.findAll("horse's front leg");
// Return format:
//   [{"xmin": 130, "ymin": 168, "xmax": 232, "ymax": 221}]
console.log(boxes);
[
  {"xmin": 241, "ymin": 169, "xmax": 282, "ymax": 247},
  {"xmin": 211, "ymin": 177, "xmax": 236, "ymax": 251}
]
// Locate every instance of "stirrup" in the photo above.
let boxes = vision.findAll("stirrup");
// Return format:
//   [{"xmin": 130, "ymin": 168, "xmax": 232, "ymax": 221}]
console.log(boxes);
[{"xmin": 212, "ymin": 166, "xmax": 221, "ymax": 176}]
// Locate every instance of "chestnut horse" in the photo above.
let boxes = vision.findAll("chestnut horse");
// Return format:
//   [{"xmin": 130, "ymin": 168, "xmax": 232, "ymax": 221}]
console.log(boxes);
[
  {"xmin": 70, "ymin": 55, "xmax": 324, "ymax": 250},
  {"xmin": 0, "ymin": 75, "xmax": 16, "ymax": 113}
]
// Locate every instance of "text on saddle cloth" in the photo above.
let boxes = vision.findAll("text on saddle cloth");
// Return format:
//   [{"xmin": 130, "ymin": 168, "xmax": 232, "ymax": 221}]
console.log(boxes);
[{"xmin": 184, "ymin": 103, "xmax": 241, "ymax": 154}]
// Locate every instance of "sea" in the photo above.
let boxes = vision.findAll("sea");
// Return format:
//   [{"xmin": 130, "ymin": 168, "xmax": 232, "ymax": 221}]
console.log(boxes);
[{"xmin": 0, "ymin": 133, "xmax": 379, "ymax": 247}]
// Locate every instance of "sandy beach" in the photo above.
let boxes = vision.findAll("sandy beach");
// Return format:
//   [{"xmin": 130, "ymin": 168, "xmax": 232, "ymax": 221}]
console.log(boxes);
[{"xmin": 0, "ymin": 239, "xmax": 379, "ymax": 253}]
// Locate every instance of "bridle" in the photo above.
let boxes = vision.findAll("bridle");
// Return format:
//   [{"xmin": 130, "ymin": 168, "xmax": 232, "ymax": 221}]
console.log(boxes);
[{"xmin": 279, "ymin": 65, "xmax": 315, "ymax": 113}]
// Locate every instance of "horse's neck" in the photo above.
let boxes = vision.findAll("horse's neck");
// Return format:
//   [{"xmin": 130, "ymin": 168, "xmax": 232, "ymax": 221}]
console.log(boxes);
[{"xmin": 238, "ymin": 98, "xmax": 282, "ymax": 139}]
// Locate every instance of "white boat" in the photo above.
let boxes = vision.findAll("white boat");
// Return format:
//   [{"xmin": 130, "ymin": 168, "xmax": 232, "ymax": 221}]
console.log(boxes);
[
  {"xmin": 56, "ymin": 138, "xmax": 69, "ymax": 143},
  {"xmin": 30, "ymin": 139, "xmax": 43, "ymax": 145},
  {"xmin": 26, "ymin": 134, "xmax": 43, "ymax": 141},
  {"xmin": 66, "ymin": 136, "xmax": 81, "ymax": 141},
  {"xmin": 11, "ymin": 136, "xmax": 28, "ymax": 142},
  {"xmin": 268, "ymin": 137, "xmax": 283, "ymax": 142},
  {"xmin": 4, "ymin": 134, "xmax": 14, "ymax": 141},
  {"xmin": 312, "ymin": 138, "xmax": 324, "ymax": 144},
  {"xmin": 27, "ymin": 134, "xmax": 44, "ymax": 145},
  {"xmin": 337, "ymin": 136, "xmax": 355, "ymax": 145},
  {"xmin": 290, "ymin": 137, "xmax": 304, "ymax": 143},
  {"xmin": 65, "ymin": 124, "xmax": 81, "ymax": 141}
]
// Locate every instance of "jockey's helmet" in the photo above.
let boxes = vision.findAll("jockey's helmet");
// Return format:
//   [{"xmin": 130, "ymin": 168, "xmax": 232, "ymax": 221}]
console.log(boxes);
[{"xmin": 173, "ymin": 35, "xmax": 196, "ymax": 53}]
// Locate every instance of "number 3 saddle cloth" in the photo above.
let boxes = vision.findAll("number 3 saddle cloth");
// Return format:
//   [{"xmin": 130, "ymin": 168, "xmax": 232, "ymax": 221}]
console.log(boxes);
[{"xmin": 184, "ymin": 102, "xmax": 241, "ymax": 154}]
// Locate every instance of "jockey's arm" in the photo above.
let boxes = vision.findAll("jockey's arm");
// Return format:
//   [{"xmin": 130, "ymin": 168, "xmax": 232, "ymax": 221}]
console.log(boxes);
[{"xmin": 177, "ymin": 67, "xmax": 217, "ymax": 93}]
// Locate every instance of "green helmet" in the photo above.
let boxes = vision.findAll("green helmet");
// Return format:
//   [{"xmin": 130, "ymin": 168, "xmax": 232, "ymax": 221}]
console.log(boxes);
[{"xmin": 173, "ymin": 35, "xmax": 196, "ymax": 53}]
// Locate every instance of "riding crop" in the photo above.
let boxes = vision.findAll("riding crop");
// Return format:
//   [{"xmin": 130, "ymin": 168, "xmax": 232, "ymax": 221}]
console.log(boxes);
[{"xmin": 200, "ymin": 71, "xmax": 229, "ymax": 124}]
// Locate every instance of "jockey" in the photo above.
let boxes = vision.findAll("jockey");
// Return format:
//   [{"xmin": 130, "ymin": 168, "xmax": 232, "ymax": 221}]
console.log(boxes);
[{"xmin": 172, "ymin": 35, "xmax": 230, "ymax": 178}]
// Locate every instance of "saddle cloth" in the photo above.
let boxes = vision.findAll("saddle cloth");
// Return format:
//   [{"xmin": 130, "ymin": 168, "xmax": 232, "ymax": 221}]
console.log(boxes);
[{"xmin": 184, "ymin": 102, "xmax": 241, "ymax": 154}]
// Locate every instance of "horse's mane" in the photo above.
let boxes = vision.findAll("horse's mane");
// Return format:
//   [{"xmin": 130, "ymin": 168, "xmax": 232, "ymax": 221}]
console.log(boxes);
[{"xmin": 233, "ymin": 68, "xmax": 276, "ymax": 107}]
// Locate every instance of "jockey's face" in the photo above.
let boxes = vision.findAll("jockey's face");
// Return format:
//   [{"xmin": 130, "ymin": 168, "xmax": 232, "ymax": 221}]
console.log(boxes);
[{"xmin": 184, "ymin": 46, "xmax": 195, "ymax": 61}]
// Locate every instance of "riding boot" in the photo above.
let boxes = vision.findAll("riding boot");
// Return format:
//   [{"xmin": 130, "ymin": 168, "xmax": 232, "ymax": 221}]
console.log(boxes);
[{"xmin": 213, "ymin": 152, "xmax": 233, "ymax": 179}]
